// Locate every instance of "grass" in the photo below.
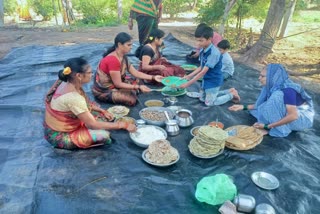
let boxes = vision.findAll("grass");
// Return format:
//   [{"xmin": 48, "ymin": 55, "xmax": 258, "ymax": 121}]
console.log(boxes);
[{"xmin": 292, "ymin": 10, "xmax": 320, "ymax": 23}]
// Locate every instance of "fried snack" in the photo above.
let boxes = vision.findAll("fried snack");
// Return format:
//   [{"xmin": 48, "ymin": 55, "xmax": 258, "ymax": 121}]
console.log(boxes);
[
  {"xmin": 225, "ymin": 125, "xmax": 264, "ymax": 150},
  {"xmin": 145, "ymin": 139, "xmax": 179, "ymax": 164},
  {"xmin": 226, "ymin": 136, "xmax": 247, "ymax": 149}
]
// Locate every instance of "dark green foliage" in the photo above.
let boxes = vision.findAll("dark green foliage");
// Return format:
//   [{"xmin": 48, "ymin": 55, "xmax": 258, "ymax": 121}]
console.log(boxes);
[
  {"xmin": 4, "ymin": 0, "xmax": 17, "ymax": 15},
  {"xmin": 31, "ymin": 0, "xmax": 55, "ymax": 21},
  {"xmin": 196, "ymin": 0, "xmax": 225, "ymax": 26}
]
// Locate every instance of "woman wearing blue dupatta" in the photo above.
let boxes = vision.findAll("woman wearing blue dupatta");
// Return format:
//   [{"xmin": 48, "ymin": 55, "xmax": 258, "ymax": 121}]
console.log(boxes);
[{"xmin": 229, "ymin": 64, "xmax": 314, "ymax": 137}]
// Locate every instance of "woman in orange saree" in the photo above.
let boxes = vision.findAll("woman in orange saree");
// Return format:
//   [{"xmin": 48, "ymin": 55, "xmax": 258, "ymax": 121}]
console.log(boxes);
[
  {"xmin": 44, "ymin": 58, "xmax": 136, "ymax": 150},
  {"xmin": 135, "ymin": 29, "xmax": 185, "ymax": 82}
]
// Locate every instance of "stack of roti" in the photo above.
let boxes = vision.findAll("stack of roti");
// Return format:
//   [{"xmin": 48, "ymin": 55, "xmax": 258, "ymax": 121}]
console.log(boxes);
[
  {"xmin": 189, "ymin": 126, "xmax": 228, "ymax": 158},
  {"xmin": 225, "ymin": 125, "xmax": 263, "ymax": 150},
  {"xmin": 145, "ymin": 139, "xmax": 179, "ymax": 164}
]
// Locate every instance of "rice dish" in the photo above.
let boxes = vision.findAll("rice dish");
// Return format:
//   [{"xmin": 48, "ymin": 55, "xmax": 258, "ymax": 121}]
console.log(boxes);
[{"xmin": 131, "ymin": 126, "xmax": 166, "ymax": 146}]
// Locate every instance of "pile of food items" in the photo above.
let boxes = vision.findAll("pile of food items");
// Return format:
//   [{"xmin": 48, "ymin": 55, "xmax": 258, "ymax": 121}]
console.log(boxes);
[
  {"xmin": 226, "ymin": 126, "xmax": 263, "ymax": 150},
  {"xmin": 108, "ymin": 105, "xmax": 129, "ymax": 118},
  {"xmin": 140, "ymin": 109, "xmax": 173, "ymax": 122},
  {"xmin": 145, "ymin": 139, "xmax": 179, "ymax": 164},
  {"xmin": 144, "ymin": 100, "xmax": 164, "ymax": 107},
  {"xmin": 110, "ymin": 106, "xmax": 126, "ymax": 114},
  {"xmin": 116, "ymin": 117, "xmax": 135, "ymax": 125},
  {"xmin": 189, "ymin": 126, "xmax": 228, "ymax": 158}
]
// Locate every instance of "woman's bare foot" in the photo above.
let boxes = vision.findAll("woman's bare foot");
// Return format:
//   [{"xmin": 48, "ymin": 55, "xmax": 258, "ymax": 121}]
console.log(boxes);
[{"xmin": 230, "ymin": 88, "xmax": 241, "ymax": 103}]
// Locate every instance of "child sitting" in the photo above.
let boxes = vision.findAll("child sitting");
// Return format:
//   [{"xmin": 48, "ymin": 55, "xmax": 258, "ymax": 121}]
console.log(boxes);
[
  {"xmin": 217, "ymin": 40, "xmax": 234, "ymax": 80},
  {"xmin": 186, "ymin": 23, "xmax": 223, "ymax": 64},
  {"xmin": 180, "ymin": 26, "xmax": 240, "ymax": 106}
]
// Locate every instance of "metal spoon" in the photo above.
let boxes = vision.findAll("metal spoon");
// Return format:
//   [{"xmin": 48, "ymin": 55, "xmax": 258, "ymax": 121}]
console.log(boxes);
[
  {"xmin": 150, "ymin": 88, "xmax": 163, "ymax": 92},
  {"xmin": 164, "ymin": 111, "xmax": 171, "ymax": 121}
]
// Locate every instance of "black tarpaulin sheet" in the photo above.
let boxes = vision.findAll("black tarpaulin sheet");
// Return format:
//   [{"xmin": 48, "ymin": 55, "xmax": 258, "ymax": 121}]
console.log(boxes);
[{"xmin": 0, "ymin": 34, "xmax": 319, "ymax": 214}]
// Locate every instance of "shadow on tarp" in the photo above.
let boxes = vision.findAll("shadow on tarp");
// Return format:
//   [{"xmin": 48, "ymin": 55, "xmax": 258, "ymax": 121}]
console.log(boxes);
[{"xmin": 0, "ymin": 34, "xmax": 319, "ymax": 214}]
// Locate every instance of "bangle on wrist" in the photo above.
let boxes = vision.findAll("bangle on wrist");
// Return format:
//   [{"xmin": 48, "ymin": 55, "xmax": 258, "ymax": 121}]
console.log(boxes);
[
  {"xmin": 243, "ymin": 104, "xmax": 248, "ymax": 110},
  {"xmin": 264, "ymin": 124, "xmax": 270, "ymax": 130},
  {"xmin": 151, "ymin": 75, "xmax": 155, "ymax": 81}
]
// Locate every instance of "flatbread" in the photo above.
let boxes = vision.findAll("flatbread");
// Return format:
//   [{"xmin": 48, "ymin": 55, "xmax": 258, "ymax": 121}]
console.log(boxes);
[{"xmin": 225, "ymin": 125, "xmax": 264, "ymax": 150}]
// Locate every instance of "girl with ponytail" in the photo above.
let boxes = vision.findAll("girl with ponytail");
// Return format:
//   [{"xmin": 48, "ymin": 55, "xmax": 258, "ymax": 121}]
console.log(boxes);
[{"xmin": 135, "ymin": 29, "xmax": 185, "ymax": 83}]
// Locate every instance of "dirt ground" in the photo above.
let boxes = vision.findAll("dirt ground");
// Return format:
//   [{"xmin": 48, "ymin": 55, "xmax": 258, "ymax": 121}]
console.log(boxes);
[{"xmin": 0, "ymin": 20, "xmax": 319, "ymax": 91}]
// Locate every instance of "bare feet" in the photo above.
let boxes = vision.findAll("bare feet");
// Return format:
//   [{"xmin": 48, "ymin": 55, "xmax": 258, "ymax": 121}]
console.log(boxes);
[{"xmin": 230, "ymin": 88, "xmax": 241, "ymax": 103}]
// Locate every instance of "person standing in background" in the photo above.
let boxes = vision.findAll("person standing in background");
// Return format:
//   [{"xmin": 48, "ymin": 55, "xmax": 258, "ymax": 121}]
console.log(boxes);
[{"xmin": 128, "ymin": 0, "xmax": 163, "ymax": 45}]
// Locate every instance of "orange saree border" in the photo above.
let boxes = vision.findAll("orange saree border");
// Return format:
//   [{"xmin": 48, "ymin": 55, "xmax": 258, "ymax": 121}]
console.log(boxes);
[{"xmin": 44, "ymin": 80, "xmax": 93, "ymax": 148}]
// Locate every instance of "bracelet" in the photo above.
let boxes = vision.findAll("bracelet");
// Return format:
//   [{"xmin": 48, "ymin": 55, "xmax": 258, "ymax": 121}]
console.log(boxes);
[
  {"xmin": 243, "ymin": 104, "xmax": 248, "ymax": 110},
  {"xmin": 151, "ymin": 75, "xmax": 155, "ymax": 81},
  {"xmin": 264, "ymin": 124, "xmax": 270, "ymax": 130}
]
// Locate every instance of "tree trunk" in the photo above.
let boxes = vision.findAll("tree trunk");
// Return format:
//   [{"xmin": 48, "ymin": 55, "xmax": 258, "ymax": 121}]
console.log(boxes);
[
  {"xmin": 192, "ymin": 0, "xmax": 198, "ymax": 10},
  {"xmin": 117, "ymin": 0, "xmax": 122, "ymax": 23},
  {"xmin": 0, "ymin": 0, "xmax": 4, "ymax": 27},
  {"xmin": 219, "ymin": 0, "xmax": 237, "ymax": 36},
  {"xmin": 52, "ymin": 0, "xmax": 58, "ymax": 25},
  {"xmin": 279, "ymin": 0, "xmax": 296, "ymax": 38},
  {"xmin": 240, "ymin": 0, "xmax": 286, "ymax": 64}
]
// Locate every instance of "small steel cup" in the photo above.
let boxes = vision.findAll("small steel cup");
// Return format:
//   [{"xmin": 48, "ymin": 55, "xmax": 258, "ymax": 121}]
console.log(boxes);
[
  {"xmin": 233, "ymin": 194, "xmax": 256, "ymax": 213},
  {"xmin": 136, "ymin": 119, "xmax": 146, "ymax": 126}
]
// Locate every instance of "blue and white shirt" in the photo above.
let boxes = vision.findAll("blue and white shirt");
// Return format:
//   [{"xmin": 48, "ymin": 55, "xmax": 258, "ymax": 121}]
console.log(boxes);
[
  {"xmin": 221, "ymin": 52, "xmax": 234, "ymax": 76},
  {"xmin": 199, "ymin": 43, "xmax": 223, "ymax": 89}
]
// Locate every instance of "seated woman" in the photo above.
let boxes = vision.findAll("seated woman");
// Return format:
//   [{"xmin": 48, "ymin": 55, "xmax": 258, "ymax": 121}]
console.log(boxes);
[
  {"xmin": 229, "ymin": 64, "xmax": 314, "ymax": 137},
  {"xmin": 136, "ymin": 28, "xmax": 185, "ymax": 79},
  {"xmin": 92, "ymin": 32, "xmax": 162, "ymax": 106},
  {"xmin": 44, "ymin": 58, "xmax": 136, "ymax": 150}
]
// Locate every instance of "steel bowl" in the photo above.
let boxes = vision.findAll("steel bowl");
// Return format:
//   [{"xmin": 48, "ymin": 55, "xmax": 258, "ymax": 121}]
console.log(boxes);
[
  {"xmin": 129, "ymin": 125, "xmax": 167, "ymax": 148},
  {"xmin": 139, "ymin": 107, "xmax": 174, "ymax": 126},
  {"xmin": 255, "ymin": 203, "xmax": 276, "ymax": 214}
]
